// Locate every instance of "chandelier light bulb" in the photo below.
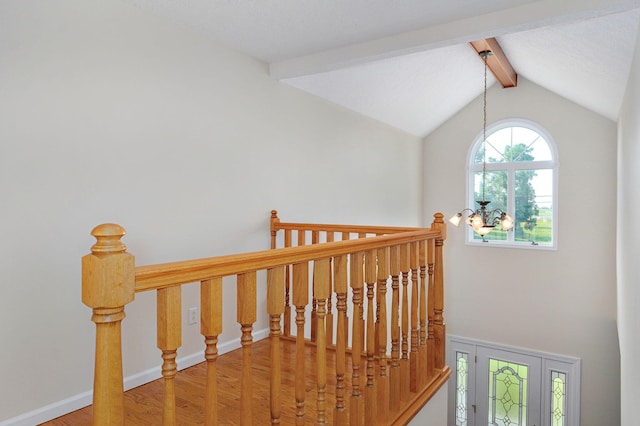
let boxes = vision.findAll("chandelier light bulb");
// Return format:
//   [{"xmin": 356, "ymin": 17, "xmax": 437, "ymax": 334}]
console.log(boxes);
[{"xmin": 449, "ymin": 213, "xmax": 463, "ymax": 227}]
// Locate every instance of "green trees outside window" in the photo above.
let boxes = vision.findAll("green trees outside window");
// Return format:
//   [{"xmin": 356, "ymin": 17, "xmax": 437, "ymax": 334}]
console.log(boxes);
[{"xmin": 468, "ymin": 121, "xmax": 557, "ymax": 247}]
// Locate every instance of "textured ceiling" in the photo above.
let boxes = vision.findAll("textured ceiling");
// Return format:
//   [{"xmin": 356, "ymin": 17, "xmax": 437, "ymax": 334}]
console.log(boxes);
[
  {"xmin": 284, "ymin": 44, "xmax": 493, "ymax": 137},
  {"xmin": 128, "ymin": 0, "xmax": 537, "ymax": 62},
  {"xmin": 127, "ymin": 0, "xmax": 640, "ymax": 137},
  {"xmin": 498, "ymin": 10, "xmax": 640, "ymax": 121}
]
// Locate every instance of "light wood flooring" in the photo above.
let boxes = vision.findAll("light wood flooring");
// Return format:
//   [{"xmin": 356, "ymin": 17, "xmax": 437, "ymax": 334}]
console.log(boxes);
[{"xmin": 42, "ymin": 338, "xmax": 358, "ymax": 425}]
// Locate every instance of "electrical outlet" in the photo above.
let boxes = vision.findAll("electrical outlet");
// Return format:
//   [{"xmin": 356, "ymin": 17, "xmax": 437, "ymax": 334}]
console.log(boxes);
[{"xmin": 188, "ymin": 307, "xmax": 198, "ymax": 325}]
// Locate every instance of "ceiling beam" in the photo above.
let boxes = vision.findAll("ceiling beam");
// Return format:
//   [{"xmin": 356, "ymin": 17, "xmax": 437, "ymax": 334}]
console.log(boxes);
[{"xmin": 469, "ymin": 38, "xmax": 518, "ymax": 88}]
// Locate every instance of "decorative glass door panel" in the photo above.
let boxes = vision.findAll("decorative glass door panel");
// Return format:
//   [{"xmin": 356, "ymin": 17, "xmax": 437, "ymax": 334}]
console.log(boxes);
[
  {"xmin": 477, "ymin": 347, "xmax": 541, "ymax": 426},
  {"xmin": 488, "ymin": 358, "xmax": 528, "ymax": 425}
]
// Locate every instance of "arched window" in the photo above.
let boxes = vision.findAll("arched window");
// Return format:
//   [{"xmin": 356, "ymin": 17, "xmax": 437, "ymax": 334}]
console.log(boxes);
[{"xmin": 467, "ymin": 119, "xmax": 558, "ymax": 248}]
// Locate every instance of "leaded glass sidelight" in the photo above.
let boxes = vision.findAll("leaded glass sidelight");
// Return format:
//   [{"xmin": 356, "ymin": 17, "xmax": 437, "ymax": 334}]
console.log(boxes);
[
  {"xmin": 456, "ymin": 352, "xmax": 469, "ymax": 426},
  {"xmin": 488, "ymin": 358, "xmax": 528, "ymax": 426},
  {"xmin": 551, "ymin": 371, "xmax": 567, "ymax": 426}
]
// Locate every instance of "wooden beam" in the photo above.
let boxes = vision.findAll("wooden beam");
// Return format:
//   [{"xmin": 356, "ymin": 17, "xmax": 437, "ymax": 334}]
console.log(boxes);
[{"xmin": 469, "ymin": 38, "xmax": 518, "ymax": 88}]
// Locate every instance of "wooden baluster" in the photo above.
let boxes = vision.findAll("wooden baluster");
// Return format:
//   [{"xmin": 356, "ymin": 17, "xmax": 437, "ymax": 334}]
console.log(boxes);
[
  {"xmin": 268, "ymin": 267, "xmax": 285, "ymax": 424},
  {"xmin": 374, "ymin": 237, "xmax": 382, "ymax": 368},
  {"xmin": 237, "ymin": 272, "xmax": 257, "ymax": 426},
  {"xmin": 431, "ymin": 213, "xmax": 447, "ymax": 370},
  {"xmin": 326, "ymin": 232, "xmax": 335, "ymax": 346},
  {"xmin": 349, "ymin": 252, "xmax": 364, "ymax": 426},
  {"xmin": 314, "ymin": 258, "xmax": 330, "ymax": 425},
  {"xmin": 364, "ymin": 249, "xmax": 378, "ymax": 425},
  {"xmin": 341, "ymin": 233, "xmax": 350, "ymax": 341},
  {"xmin": 399, "ymin": 244, "xmax": 410, "ymax": 402},
  {"xmin": 311, "ymin": 231, "xmax": 319, "ymax": 342},
  {"xmin": 270, "ymin": 210, "xmax": 280, "ymax": 249},
  {"xmin": 333, "ymin": 254, "xmax": 348, "ymax": 425},
  {"xmin": 389, "ymin": 245, "xmax": 401, "ymax": 413},
  {"xmin": 201, "ymin": 278, "xmax": 222, "ymax": 426},
  {"xmin": 82, "ymin": 224, "xmax": 134, "ymax": 426},
  {"xmin": 427, "ymin": 238, "xmax": 436, "ymax": 378},
  {"xmin": 418, "ymin": 240, "xmax": 428, "ymax": 388},
  {"xmin": 409, "ymin": 242, "xmax": 419, "ymax": 393},
  {"xmin": 358, "ymin": 233, "xmax": 366, "ymax": 351},
  {"xmin": 157, "ymin": 285, "xmax": 182, "ymax": 426},
  {"xmin": 284, "ymin": 229, "xmax": 292, "ymax": 337},
  {"xmin": 376, "ymin": 246, "xmax": 390, "ymax": 421},
  {"xmin": 293, "ymin": 262, "xmax": 309, "ymax": 425}
]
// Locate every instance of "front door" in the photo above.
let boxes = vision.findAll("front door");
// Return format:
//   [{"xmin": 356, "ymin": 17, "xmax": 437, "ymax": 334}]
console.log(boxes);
[
  {"xmin": 476, "ymin": 346, "xmax": 541, "ymax": 426},
  {"xmin": 449, "ymin": 337, "xmax": 580, "ymax": 426}
]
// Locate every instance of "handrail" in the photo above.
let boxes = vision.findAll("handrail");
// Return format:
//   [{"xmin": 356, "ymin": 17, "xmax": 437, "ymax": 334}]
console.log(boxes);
[{"xmin": 134, "ymin": 229, "xmax": 438, "ymax": 292}]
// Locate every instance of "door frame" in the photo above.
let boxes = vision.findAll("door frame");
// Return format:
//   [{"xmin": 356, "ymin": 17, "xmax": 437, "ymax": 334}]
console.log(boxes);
[{"xmin": 447, "ymin": 335, "xmax": 581, "ymax": 426}]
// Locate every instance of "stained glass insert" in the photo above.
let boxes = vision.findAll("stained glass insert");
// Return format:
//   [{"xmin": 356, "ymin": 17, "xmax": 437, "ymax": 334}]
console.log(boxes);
[
  {"xmin": 488, "ymin": 358, "xmax": 528, "ymax": 426},
  {"xmin": 456, "ymin": 352, "xmax": 468, "ymax": 426},
  {"xmin": 551, "ymin": 371, "xmax": 567, "ymax": 426}
]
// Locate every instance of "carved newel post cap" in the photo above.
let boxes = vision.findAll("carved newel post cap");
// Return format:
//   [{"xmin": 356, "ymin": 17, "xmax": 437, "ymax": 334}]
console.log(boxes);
[
  {"xmin": 83, "ymin": 223, "xmax": 135, "ymax": 308},
  {"xmin": 432, "ymin": 213, "xmax": 446, "ymax": 240},
  {"xmin": 91, "ymin": 223, "xmax": 127, "ymax": 254}
]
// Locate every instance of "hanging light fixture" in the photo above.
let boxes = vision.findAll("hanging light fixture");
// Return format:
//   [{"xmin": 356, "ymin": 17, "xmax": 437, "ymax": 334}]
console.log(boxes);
[{"xmin": 449, "ymin": 50, "xmax": 514, "ymax": 240}]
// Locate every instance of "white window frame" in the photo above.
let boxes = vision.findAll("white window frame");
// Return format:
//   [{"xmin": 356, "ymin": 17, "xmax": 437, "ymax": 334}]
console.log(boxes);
[
  {"xmin": 447, "ymin": 335, "xmax": 581, "ymax": 426},
  {"xmin": 466, "ymin": 118, "xmax": 559, "ymax": 250}
]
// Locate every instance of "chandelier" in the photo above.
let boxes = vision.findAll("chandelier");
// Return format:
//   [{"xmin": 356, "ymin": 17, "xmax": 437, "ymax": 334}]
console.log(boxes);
[{"xmin": 449, "ymin": 50, "xmax": 514, "ymax": 240}]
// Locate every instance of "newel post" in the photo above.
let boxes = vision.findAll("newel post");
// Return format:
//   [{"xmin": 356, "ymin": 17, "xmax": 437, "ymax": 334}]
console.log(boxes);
[
  {"xmin": 430, "ymin": 213, "xmax": 446, "ymax": 370},
  {"xmin": 82, "ymin": 224, "xmax": 135, "ymax": 426}
]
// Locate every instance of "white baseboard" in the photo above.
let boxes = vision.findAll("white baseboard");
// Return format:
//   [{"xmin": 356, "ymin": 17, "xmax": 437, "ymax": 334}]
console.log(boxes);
[{"xmin": 0, "ymin": 328, "xmax": 269, "ymax": 426}]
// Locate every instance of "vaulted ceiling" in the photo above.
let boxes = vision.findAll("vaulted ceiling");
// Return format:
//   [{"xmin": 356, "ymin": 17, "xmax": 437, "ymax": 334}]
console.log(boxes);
[{"xmin": 127, "ymin": 0, "xmax": 640, "ymax": 137}]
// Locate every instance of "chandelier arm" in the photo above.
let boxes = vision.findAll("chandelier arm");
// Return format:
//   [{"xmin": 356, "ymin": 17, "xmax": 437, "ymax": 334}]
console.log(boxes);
[{"xmin": 457, "ymin": 208, "xmax": 476, "ymax": 216}]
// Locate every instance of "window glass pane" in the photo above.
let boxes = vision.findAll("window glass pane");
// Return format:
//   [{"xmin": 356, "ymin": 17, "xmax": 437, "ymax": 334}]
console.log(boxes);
[
  {"xmin": 514, "ymin": 169, "xmax": 553, "ymax": 244},
  {"xmin": 456, "ymin": 352, "xmax": 469, "ymax": 426},
  {"xmin": 477, "ymin": 128, "xmax": 509, "ymax": 164},
  {"xmin": 488, "ymin": 358, "xmax": 528, "ymax": 426},
  {"xmin": 473, "ymin": 170, "xmax": 507, "ymax": 241},
  {"xmin": 551, "ymin": 371, "xmax": 567, "ymax": 426},
  {"xmin": 511, "ymin": 127, "xmax": 552, "ymax": 162},
  {"xmin": 508, "ymin": 140, "xmax": 536, "ymax": 163}
]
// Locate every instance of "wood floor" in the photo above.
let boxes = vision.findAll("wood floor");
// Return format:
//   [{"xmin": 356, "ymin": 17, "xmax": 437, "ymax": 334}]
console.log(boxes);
[{"xmin": 42, "ymin": 338, "xmax": 358, "ymax": 425}]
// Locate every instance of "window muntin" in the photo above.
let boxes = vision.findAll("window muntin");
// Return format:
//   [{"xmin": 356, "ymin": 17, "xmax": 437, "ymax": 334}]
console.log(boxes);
[{"xmin": 467, "ymin": 119, "xmax": 558, "ymax": 248}]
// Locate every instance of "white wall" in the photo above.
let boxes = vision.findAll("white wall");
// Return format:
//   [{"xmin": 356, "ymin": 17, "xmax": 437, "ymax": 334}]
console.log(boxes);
[
  {"xmin": 0, "ymin": 1, "xmax": 423, "ymax": 422},
  {"xmin": 617, "ymin": 25, "xmax": 640, "ymax": 426},
  {"xmin": 408, "ymin": 383, "xmax": 448, "ymax": 426},
  {"xmin": 424, "ymin": 78, "xmax": 619, "ymax": 426}
]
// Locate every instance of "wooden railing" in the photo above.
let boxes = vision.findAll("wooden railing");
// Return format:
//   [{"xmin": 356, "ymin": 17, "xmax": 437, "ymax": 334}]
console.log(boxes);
[{"xmin": 82, "ymin": 211, "xmax": 450, "ymax": 425}]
